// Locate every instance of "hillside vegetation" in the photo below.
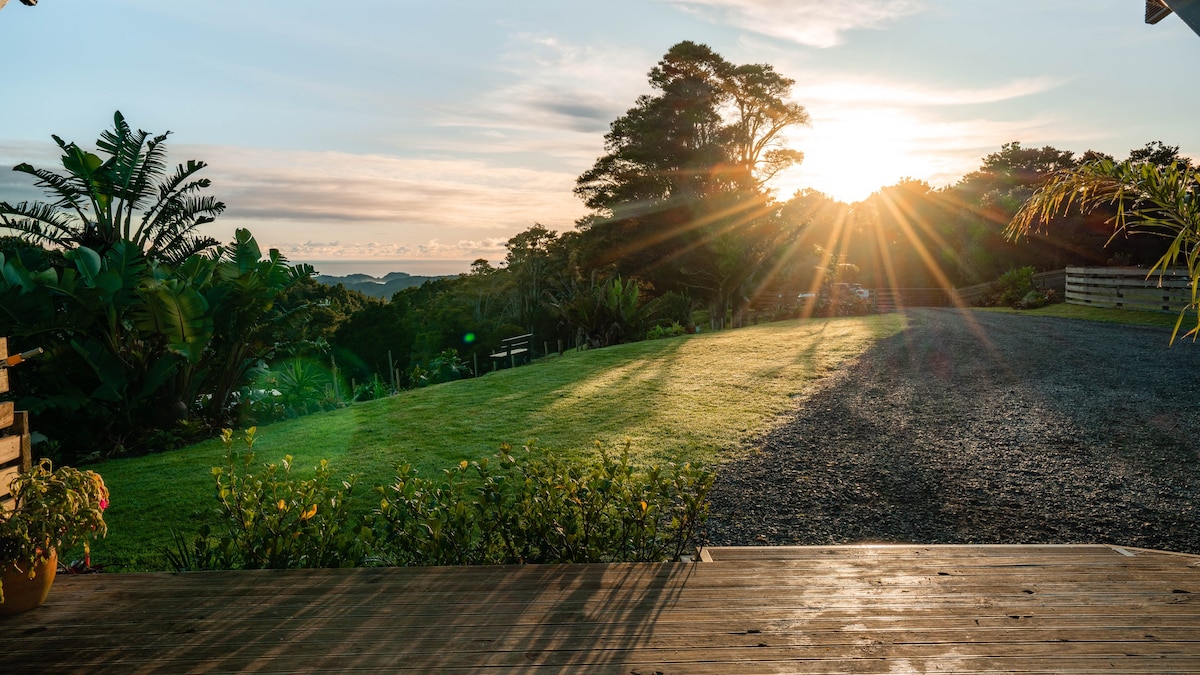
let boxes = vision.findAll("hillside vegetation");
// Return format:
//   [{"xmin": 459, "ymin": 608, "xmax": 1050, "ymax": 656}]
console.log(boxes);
[{"xmin": 88, "ymin": 314, "xmax": 905, "ymax": 571}]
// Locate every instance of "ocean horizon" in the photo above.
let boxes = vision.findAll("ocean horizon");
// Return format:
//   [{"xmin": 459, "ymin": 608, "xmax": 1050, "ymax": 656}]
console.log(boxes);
[{"xmin": 300, "ymin": 259, "xmax": 476, "ymax": 278}]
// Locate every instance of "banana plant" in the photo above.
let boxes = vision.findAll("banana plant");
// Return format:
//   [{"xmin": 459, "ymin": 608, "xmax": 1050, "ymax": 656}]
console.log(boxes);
[
  {"xmin": 0, "ymin": 111, "xmax": 224, "ymax": 265},
  {"xmin": 0, "ymin": 240, "xmax": 213, "ymax": 450},
  {"xmin": 192, "ymin": 229, "xmax": 315, "ymax": 421}
]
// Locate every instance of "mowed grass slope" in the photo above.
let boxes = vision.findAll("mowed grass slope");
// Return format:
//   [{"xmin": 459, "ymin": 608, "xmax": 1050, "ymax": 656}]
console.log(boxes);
[{"xmin": 88, "ymin": 314, "xmax": 905, "ymax": 571}]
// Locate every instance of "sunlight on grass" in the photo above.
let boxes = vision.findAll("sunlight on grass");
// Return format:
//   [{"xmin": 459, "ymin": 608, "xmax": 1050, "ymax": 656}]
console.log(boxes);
[{"xmin": 88, "ymin": 314, "xmax": 904, "ymax": 571}]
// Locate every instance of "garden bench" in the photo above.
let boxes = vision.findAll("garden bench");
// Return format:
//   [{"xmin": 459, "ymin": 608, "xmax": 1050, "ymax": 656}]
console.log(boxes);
[{"xmin": 490, "ymin": 333, "xmax": 532, "ymax": 369}]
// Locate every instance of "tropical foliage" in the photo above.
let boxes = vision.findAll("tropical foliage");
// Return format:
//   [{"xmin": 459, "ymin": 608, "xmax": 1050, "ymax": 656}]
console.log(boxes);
[
  {"xmin": 1008, "ymin": 158, "xmax": 1200, "ymax": 341},
  {"xmin": 0, "ymin": 111, "xmax": 224, "ymax": 265},
  {"xmin": 0, "ymin": 229, "xmax": 313, "ymax": 459},
  {"xmin": 0, "ymin": 112, "xmax": 322, "ymax": 460}
]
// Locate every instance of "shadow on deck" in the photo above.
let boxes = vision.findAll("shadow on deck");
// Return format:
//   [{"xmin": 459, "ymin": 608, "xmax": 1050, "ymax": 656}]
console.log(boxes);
[{"xmin": 4, "ymin": 544, "xmax": 1200, "ymax": 673}]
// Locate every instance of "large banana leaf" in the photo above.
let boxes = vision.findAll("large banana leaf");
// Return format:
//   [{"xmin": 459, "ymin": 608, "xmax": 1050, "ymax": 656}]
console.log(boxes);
[{"xmin": 134, "ymin": 278, "xmax": 213, "ymax": 363}]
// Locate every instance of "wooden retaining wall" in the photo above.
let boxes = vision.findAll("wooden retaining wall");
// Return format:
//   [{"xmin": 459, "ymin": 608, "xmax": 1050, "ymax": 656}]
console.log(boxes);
[{"xmin": 1065, "ymin": 267, "xmax": 1194, "ymax": 313}]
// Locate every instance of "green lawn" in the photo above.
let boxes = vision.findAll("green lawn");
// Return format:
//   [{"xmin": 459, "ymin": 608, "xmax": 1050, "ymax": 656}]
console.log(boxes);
[
  {"xmin": 88, "ymin": 313, "xmax": 905, "ymax": 571},
  {"xmin": 979, "ymin": 302, "xmax": 1192, "ymax": 331}
]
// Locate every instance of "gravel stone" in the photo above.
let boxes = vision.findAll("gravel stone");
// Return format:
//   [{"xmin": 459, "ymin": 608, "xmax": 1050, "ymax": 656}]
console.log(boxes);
[{"xmin": 704, "ymin": 308, "xmax": 1200, "ymax": 553}]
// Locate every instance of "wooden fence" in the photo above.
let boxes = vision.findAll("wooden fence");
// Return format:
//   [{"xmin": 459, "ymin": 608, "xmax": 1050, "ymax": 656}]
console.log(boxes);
[
  {"xmin": 872, "ymin": 270, "xmax": 1068, "ymax": 312},
  {"xmin": 0, "ymin": 337, "xmax": 32, "ymax": 510},
  {"xmin": 1065, "ymin": 267, "xmax": 1194, "ymax": 313},
  {"xmin": 951, "ymin": 269, "xmax": 1068, "ymax": 307}
]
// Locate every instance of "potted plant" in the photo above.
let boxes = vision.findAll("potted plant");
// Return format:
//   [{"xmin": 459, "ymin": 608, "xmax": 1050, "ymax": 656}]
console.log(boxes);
[{"xmin": 0, "ymin": 459, "xmax": 109, "ymax": 614}]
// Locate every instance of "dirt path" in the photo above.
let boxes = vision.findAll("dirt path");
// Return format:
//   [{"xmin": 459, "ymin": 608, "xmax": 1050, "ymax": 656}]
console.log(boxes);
[{"xmin": 704, "ymin": 309, "xmax": 1200, "ymax": 553}]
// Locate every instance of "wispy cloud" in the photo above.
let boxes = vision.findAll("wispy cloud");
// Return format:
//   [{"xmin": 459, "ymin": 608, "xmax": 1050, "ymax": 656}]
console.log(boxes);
[
  {"xmin": 428, "ymin": 35, "xmax": 650, "ymax": 165},
  {"xmin": 2, "ymin": 140, "xmax": 585, "ymax": 262},
  {"xmin": 278, "ymin": 238, "xmax": 509, "ymax": 263},
  {"xmin": 665, "ymin": 0, "xmax": 929, "ymax": 47},
  {"xmin": 793, "ymin": 76, "xmax": 1064, "ymax": 107},
  {"xmin": 189, "ymin": 145, "xmax": 586, "ymax": 257}
]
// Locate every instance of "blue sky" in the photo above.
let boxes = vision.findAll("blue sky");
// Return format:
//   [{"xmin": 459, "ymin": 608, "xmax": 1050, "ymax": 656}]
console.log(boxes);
[{"xmin": 1, "ymin": 0, "xmax": 1197, "ymax": 274}]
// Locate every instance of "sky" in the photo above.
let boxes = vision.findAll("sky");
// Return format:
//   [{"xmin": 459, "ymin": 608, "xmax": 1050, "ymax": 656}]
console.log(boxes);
[{"xmin": 1, "ymin": 1, "xmax": 1198, "ymax": 276}]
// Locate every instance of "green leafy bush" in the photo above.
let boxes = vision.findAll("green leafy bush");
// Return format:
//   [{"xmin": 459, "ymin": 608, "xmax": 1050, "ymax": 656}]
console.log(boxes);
[
  {"xmin": 164, "ymin": 428, "xmax": 367, "ymax": 571},
  {"xmin": 414, "ymin": 348, "xmax": 472, "ymax": 386},
  {"xmin": 352, "ymin": 375, "xmax": 392, "ymax": 402},
  {"xmin": 372, "ymin": 443, "xmax": 713, "ymax": 565},
  {"xmin": 1017, "ymin": 288, "xmax": 1052, "ymax": 310},
  {"xmin": 167, "ymin": 431, "xmax": 714, "ymax": 570},
  {"xmin": 646, "ymin": 322, "xmax": 687, "ymax": 340},
  {"xmin": 981, "ymin": 266, "xmax": 1037, "ymax": 308}
]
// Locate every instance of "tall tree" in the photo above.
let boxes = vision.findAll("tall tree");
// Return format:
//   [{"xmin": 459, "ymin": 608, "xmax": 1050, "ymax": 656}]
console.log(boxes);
[{"xmin": 574, "ymin": 41, "xmax": 809, "ymax": 327}]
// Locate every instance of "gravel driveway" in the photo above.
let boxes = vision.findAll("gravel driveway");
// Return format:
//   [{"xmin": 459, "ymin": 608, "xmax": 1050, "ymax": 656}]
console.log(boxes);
[{"xmin": 704, "ymin": 308, "xmax": 1200, "ymax": 554}]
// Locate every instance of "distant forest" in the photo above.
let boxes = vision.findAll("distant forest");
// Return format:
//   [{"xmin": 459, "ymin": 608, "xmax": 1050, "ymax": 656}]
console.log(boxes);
[{"xmin": 314, "ymin": 272, "xmax": 449, "ymax": 299}]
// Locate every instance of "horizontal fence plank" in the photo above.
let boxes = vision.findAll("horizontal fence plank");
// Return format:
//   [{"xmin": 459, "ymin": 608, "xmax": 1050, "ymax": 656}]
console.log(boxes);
[
  {"xmin": 0, "ymin": 401, "xmax": 11, "ymax": 429},
  {"xmin": 0, "ymin": 433, "xmax": 21, "ymax": 465},
  {"xmin": 1065, "ymin": 267, "xmax": 1195, "ymax": 314}
]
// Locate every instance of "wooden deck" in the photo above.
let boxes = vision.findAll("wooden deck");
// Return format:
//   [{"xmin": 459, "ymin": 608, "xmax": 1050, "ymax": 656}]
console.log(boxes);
[{"xmin": 4, "ymin": 544, "xmax": 1200, "ymax": 673}]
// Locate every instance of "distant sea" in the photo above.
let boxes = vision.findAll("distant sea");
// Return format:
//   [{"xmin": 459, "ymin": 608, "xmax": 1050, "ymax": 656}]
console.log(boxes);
[{"xmin": 299, "ymin": 259, "xmax": 475, "ymax": 278}]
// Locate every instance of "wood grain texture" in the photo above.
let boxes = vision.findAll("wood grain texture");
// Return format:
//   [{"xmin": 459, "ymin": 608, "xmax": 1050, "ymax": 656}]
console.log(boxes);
[{"xmin": 2, "ymin": 545, "xmax": 1199, "ymax": 673}]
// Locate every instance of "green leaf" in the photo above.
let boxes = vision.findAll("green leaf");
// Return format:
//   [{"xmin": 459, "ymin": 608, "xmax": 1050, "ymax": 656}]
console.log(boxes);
[
  {"xmin": 134, "ymin": 278, "xmax": 213, "ymax": 363},
  {"xmin": 64, "ymin": 246, "xmax": 102, "ymax": 284}
]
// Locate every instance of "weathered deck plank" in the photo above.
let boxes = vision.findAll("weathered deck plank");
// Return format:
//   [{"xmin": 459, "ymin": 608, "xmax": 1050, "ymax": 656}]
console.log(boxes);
[{"xmin": 2, "ymin": 544, "xmax": 1199, "ymax": 673}]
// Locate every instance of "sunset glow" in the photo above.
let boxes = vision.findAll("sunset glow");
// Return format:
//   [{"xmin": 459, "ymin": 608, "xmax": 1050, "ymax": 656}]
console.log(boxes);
[
  {"xmin": 1, "ymin": 2, "xmax": 1197, "ymax": 268},
  {"xmin": 773, "ymin": 109, "xmax": 945, "ymax": 203}
]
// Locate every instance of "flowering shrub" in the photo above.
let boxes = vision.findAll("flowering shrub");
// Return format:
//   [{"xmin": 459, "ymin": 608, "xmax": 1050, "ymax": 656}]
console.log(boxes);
[
  {"xmin": 167, "ymin": 431, "xmax": 714, "ymax": 570},
  {"xmin": 372, "ymin": 443, "xmax": 713, "ymax": 565},
  {"xmin": 0, "ymin": 460, "xmax": 109, "ymax": 600},
  {"xmin": 164, "ymin": 428, "xmax": 367, "ymax": 571}
]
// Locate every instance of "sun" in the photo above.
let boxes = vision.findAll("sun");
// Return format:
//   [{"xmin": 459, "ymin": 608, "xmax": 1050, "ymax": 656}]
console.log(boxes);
[{"xmin": 770, "ymin": 108, "xmax": 943, "ymax": 204}]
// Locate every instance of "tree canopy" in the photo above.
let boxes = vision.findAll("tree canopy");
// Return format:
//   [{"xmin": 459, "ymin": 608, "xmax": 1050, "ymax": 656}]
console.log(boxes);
[{"xmin": 574, "ymin": 41, "xmax": 809, "ymax": 327}]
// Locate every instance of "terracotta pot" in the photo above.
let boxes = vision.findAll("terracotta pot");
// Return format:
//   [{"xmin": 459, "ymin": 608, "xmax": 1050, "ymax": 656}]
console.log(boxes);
[{"xmin": 0, "ymin": 549, "xmax": 57, "ymax": 615}]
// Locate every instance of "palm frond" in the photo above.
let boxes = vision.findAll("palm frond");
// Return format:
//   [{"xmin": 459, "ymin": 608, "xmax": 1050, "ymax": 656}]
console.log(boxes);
[
  {"xmin": 138, "ymin": 161, "xmax": 216, "ymax": 235},
  {"xmin": 1009, "ymin": 159, "xmax": 1200, "ymax": 343},
  {"xmin": 12, "ymin": 163, "xmax": 92, "ymax": 218},
  {"xmin": 0, "ymin": 200, "xmax": 85, "ymax": 246}
]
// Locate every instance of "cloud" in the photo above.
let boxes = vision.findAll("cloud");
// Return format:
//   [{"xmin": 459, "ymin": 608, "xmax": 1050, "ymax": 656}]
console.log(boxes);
[
  {"xmin": 276, "ymin": 238, "xmax": 509, "ymax": 262},
  {"xmin": 184, "ymin": 145, "xmax": 587, "ymax": 256},
  {"xmin": 0, "ymin": 142, "xmax": 66, "ymax": 205},
  {"xmin": 793, "ymin": 76, "xmax": 1064, "ymax": 108},
  {"xmin": 2, "ymin": 140, "xmax": 587, "ymax": 260},
  {"xmin": 427, "ymin": 35, "xmax": 650, "ymax": 164},
  {"xmin": 665, "ymin": 0, "xmax": 928, "ymax": 48}
]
